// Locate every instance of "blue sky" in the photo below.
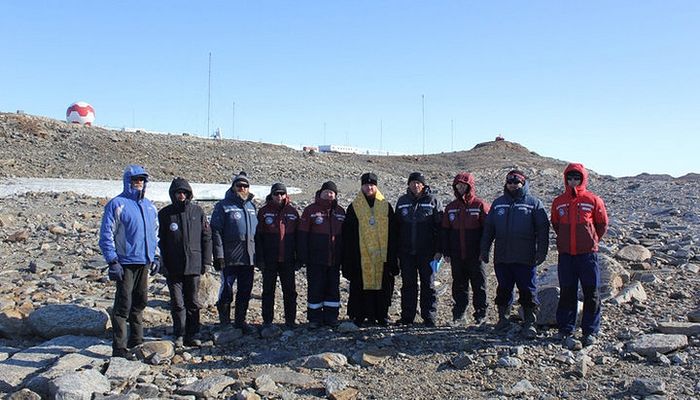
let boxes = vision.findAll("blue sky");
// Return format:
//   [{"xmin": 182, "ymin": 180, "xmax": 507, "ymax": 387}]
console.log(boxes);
[{"xmin": 1, "ymin": 1, "xmax": 697, "ymax": 177}]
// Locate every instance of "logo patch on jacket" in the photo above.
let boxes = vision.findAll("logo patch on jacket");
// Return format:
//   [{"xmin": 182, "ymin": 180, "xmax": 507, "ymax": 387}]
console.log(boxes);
[
  {"xmin": 315, "ymin": 216, "xmax": 324, "ymax": 224},
  {"xmin": 265, "ymin": 216, "xmax": 274, "ymax": 225},
  {"xmin": 169, "ymin": 223, "xmax": 179, "ymax": 232},
  {"xmin": 402, "ymin": 208, "xmax": 409, "ymax": 216},
  {"xmin": 449, "ymin": 212, "xmax": 456, "ymax": 221},
  {"xmin": 559, "ymin": 208, "xmax": 565, "ymax": 216},
  {"xmin": 234, "ymin": 211, "xmax": 242, "ymax": 220}
]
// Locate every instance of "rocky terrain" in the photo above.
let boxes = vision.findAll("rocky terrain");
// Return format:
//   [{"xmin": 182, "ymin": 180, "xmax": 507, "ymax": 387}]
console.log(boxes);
[{"xmin": 0, "ymin": 111, "xmax": 699, "ymax": 399}]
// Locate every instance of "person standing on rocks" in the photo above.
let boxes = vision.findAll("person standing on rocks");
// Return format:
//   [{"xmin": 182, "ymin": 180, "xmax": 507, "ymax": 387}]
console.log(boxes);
[
  {"xmin": 99, "ymin": 164, "xmax": 160, "ymax": 358},
  {"xmin": 480, "ymin": 170, "xmax": 549, "ymax": 338},
  {"xmin": 395, "ymin": 172, "xmax": 444, "ymax": 327},
  {"xmin": 298, "ymin": 181, "xmax": 346, "ymax": 328},
  {"xmin": 211, "ymin": 171, "xmax": 258, "ymax": 334},
  {"xmin": 551, "ymin": 163, "xmax": 609, "ymax": 347},
  {"xmin": 342, "ymin": 172, "xmax": 399, "ymax": 326},
  {"xmin": 157, "ymin": 177, "xmax": 213, "ymax": 348},
  {"xmin": 441, "ymin": 172, "xmax": 490, "ymax": 326},
  {"xmin": 255, "ymin": 182, "xmax": 300, "ymax": 331}
]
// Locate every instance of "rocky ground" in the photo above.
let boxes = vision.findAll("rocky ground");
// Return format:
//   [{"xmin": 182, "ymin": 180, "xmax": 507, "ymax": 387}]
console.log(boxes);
[{"xmin": 0, "ymin": 112, "xmax": 699, "ymax": 399}]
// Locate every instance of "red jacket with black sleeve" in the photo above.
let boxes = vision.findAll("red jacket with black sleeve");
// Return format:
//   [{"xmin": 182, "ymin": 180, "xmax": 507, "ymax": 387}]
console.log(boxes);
[
  {"xmin": 551, "ymin": 163, "xmax": 609, "ymax": 255},
  {"xmin": 441, "ymin": 172, "xmax": 490, "ymax": 262},
  {"xmin": 297, "ymin": 194, "xmax": 345, "ymax": 267},
  {"xmin": 255, "ymin": 196, "xmax": 300, "ymax": 266}
]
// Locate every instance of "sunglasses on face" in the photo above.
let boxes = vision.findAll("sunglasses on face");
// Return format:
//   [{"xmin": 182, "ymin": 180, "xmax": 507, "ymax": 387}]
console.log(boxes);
[
  {"xmin": 235, "ymin": 183, "xmax": 249, "ymax": 188},
  {"xmin": 566, "ymin": 176, "xmax": 582, "ymax": 181},
  {"xmin": 506, "ymin": 178, "xmax": 523, "ymax": 184},
  {"xmin": 272, "ymin": 192, "xmax": 286, "ymax": 196},
  {"xmin": 131, "ymin": 177, "xmax": 146, "ymax": 182}
]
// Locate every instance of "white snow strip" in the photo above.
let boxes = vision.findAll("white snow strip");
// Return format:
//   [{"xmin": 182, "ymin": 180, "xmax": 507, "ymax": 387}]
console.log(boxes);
[{"xmin": 0, "ymin": 178, "xmax": 302, "ymax": 202}]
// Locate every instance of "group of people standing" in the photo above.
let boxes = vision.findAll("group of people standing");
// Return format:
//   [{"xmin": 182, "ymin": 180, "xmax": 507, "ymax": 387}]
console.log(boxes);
[{"xmin": 99, "ymin": 162, "xmax": 607, "ymax": 358}]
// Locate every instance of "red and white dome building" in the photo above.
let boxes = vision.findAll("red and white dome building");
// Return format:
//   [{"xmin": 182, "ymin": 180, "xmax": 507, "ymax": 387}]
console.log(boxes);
[{"xmin": 66, "ymin": 102, "xmax": 95, "ymax": 126}]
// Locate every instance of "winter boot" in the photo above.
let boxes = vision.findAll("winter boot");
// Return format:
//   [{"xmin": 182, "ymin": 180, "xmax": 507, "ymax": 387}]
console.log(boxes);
[
  {"xmin": 494, "ymin": 305, "xmax": 512, "ymax": 331},
  {"xmin": 216, "ymin": 302, "xmax": 231, "ymax": 325},
  {"xmin": 522, "ymin": 307, "xmax": 537, "ymax": 339}
]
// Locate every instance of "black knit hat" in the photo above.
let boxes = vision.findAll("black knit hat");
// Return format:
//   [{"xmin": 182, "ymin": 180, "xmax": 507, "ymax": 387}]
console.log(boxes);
[
  {"xmin": 232, "ymin": 171, "xmax": 249, "ymax": 186},
  {"xmin": 361, "ymin": 172, "xmax": 378, "ymax": 185},
  {"xmin": 320, "ymin": 181, "xmax": 338, "ymax": 194},
  {"xmin": 270, "ymin": 182, "xmax": 287, "ymax": 194},
  {"xmin": 408, "ymin": 172, "xmax": 426, "ymax": 185}
]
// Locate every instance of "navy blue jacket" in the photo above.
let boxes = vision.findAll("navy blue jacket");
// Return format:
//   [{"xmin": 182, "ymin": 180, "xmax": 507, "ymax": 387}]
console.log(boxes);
[
  {"xmin": 394, "ymin": 187, "xmax": 443, "ymax": 257},
  {"xmin": 480, "ymin": 182, "xmax": 549, "ymax": 266},
  {"xmin": 211, "ymin": 189, "xmax": 258, "ymax": 266}
]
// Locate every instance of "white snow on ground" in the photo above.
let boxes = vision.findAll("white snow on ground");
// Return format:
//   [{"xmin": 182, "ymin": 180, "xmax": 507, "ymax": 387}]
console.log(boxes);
[{"xmin": 0, "ymin": 178, "xmax": 302, "ymax": 202}]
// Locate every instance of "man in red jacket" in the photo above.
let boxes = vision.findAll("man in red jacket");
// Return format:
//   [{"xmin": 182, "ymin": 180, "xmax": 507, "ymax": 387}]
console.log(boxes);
[
  {"xmin": 551, "ymin": 163, "xmax": 608, "ymax": 347},
  {"xmin": 441, "ymin": 172, "xmax": 490, "ymax": 326}
]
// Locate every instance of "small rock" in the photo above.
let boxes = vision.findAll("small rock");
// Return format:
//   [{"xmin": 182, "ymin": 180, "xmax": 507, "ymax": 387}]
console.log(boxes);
[
  {"xmin": 213, "ymin": 328, "xmax": 243, "ymax": 346},
  {"xmin": 626, "ymin": 334, "xmax": 688, "ymax": 356},
  {"xmin": 617, "ymin": 245, "xmax": 652, "ymax": 262},
  {"xmin": 299, "ymin": 352, "xmax": 348, "ymax": 369},
  {"xmin": 7, "ymin": 389, "xmax": 41, "ymax": 400},
  {"xmin": 337, "ymin": 321, "xmax": 360, "ymax": 333},
  {"xmin": 630, "ymin": 378, "xmax": 666, "ymax": 396},
  {"xmin": 135, "ymin": 341, "xmax": 175, "ymax": 361},
  {"xmin": 176, "ymin": 375, "xmax": 237, "ymax": 398},
  {"xmin": 48, "ymin": 369, "xmax": 110, "ymax": 400},
  {"xmin": 6, "ymin": 230, "xmax": 29, "ymax": 242},
  {"xmin": 510, "ymin": 379, "xmax": 538, "ymax": 395},
  {"xmin": 497, "ymin": 356, "xmax": 522, "ymax": 368},
  {"xmin": 656, "ymin": 321, "xmax": 700, "ymax": 336}
]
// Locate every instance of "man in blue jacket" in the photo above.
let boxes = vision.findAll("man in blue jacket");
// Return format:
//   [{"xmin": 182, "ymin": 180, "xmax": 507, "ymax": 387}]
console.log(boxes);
[
  {"xmin": 99, "ymin": 165, "xmax": 160, "ymax": 358},
  {"xmin": 480, "ymin": 170, "xmax": 549, "ymax": 338},
  {"xmin": 211, "ymin": 171, "xmax": 258, "ymax": 333}
]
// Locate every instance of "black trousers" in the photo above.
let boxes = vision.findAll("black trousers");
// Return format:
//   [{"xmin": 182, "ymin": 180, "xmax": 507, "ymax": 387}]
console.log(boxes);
[
  {"xmin": 306, "ymin": 264, "xmax": 340, "ymax": 324},
  {"xmin": 112, "ymin": 264, "xmax": 148, "ymax": 351},
  {"xmin": 167, "ymin": 274, "xmax": 201, "ymax": 338},
  {"xmin": 261, "ymin": 262, "xmax": 297, "ymax": 324},
  {"xmin": 450, "ymin": 258, "xmax": 487, "ymax": 320},
  {"xmin": 399, "ymin": 254, "xmax": 437, "ymax": 323},
  {"xmin": 218, "ymin": 265, "xmax": 254, "ymax": 326}
]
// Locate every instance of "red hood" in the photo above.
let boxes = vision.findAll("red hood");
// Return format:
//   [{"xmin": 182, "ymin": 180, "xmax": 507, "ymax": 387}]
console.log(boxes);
[
  {"xmin": 564, "ymin": 163, "xmax": 589, "ymax": 196},
  {"xmin": 452, "ymin": 172, "xmax": 475, "ymax": 201}
]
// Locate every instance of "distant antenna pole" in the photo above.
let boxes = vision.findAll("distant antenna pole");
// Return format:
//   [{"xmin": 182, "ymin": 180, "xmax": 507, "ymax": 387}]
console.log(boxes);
[
  {"xmin": 323, "ymin": 122, "xmax": 327, "ymax": 145},
  {"xmin": 232, "ymin": 101, "xmax": 236, "ymax": 140},
  {"xmin": 421, "ymin": 94, "xmax": 425, "ymax": 155},
  {"xmin": 379, "ymin": 119, "xmax": 383, "ymax": 151},
  {"xmin": 207, "ymin": 52, "xmax": 212, "ymax": 137},
  {"xmin": 451, "ymin": 118, "xmax": 454, "ymax": 151}
]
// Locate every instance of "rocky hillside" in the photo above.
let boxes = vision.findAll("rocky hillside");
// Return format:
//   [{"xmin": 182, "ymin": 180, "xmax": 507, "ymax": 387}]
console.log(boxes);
[{"xmin": 0, "ymin": 111, "xmax": 699, "ymax": 399}]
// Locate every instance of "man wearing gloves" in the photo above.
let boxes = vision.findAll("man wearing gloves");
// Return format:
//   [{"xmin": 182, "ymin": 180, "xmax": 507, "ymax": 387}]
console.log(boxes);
[
  {"xmin": 551, "ymin": 163, "xmax": 608, "ymax": 347},
  {"xmin": 298, "ymin": 181, "xmax": 345, "ymax": 328},
  {"xmin": 480, "ymin": 170, "xmax": 549, "ymax": 338},
  {"xmin": 342, "ymin": 172, "xmax": 398, "ymax": 326},
  {"xmin": 441, "ymin": 172, "xmax": 490, "ymax": 326},
  {"xmin": 211, "ymin": 171, "xmax": 258, "ymax": 333},
  {"xmin": 255, "ymin": 182, "xmax": 300, "ymax": 330},
  {"xmin": 158, "ymin": 177, "xmax": 212, "ymax": 347},
  {"xmin": 395, "ymin": 172, "xmax": 443, "ymax": 327},
  {"xmin": 99, "ymin": 165, "xmax": 159, "ymax": 358}
]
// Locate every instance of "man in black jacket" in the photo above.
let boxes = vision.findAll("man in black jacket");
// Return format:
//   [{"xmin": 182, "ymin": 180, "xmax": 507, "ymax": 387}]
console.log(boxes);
[
  {"xmin": 395, "ymin": 172, "xmax": 444, "ymax": 327},
  {"xmin": 158, "ymin": 177, "xmax": 213, "ymax": 347}
]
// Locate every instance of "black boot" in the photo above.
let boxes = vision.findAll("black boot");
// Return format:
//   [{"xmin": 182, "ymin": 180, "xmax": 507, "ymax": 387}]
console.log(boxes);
[
  {"xmin": 216, "ymin": 302, "xmax": 231, "ymax": 325},
  {"xmin": 494, "ymin": 305, "xmax": 511, "ymax": 331},
  {"xmin": 522, "ymin": 307, "xmax": 537, "ymax": 339}
]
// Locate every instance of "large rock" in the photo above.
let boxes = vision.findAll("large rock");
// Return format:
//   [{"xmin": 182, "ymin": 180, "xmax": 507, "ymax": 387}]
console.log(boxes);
[
  {"xmin": 24, "ymin": 353, "xmax": 108, "ymax": 398},
  {"xmin": 252, "ymin": 367, "xmax": 317, "ymax": 387},
  {"xmin": 626, "ymin": 334, "xmax": 688, "ymax": 356},
  {"xmin": 48, "ymin": 369, "xmax": 110, "ymax": 400},
  {"xmin": 536, "ymin": 254, "xmax": 628, "ymax": 301},
  {"xmin": 176, "ymin": 375, "xmax": 236, "ymax": 398},
  {"xmin": 656, "ymin": 321, "xmax": 700, "ymax": 336},
  {"xmin": 535, "ymin": 286, "xmax": 582, "ymax": 327},
  {"xmin": 27, "ymin": 304, "xmax": 109, "ymax": 338},
  {"xmin": 198, "ymin": 272, "xmax": 221, "ymax": 308},
  {"xmin": 616, "ymin": 245, "xmax": 652, "ymax": 262},
  {"xmin": 609, "ymin": 281, "xmax": 647, "ymax": 305},
  {"xmin": 104, "ymin": 356, "xmax": 150, "ymax": 381}
]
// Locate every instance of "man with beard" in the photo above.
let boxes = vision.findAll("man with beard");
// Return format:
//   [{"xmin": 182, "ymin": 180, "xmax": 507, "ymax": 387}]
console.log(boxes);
[
  {"xmin": 480, "ymin": 170, "xmax": 549, "ymax": 339},
  {"xmin": 158, "ymin": 177, "xmax": 212, "ymax": 347},
  {"xmin": 256, "ymin": 183, "xmax": 300, "ymax": 331},
  {"xmin": 342, "ymin": 173, "xmax": 398, "ymax": 326},
  {"xmin": 298, "ymin": 181, "xmax": 345, "ymax": 328},
  {"xmin": 99, "ymin": 165, "xmax": 159, "ymax": 358},
  {"xmin": 211, "ymin": 171, "xmax": 258, "ymax": 334}
]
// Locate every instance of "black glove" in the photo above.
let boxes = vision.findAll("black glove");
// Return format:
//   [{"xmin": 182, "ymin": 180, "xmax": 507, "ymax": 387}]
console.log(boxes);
[
  {"xmin": 108, "ymin": 261, "xmax": 124, "ymax": 282},
  {"xmin": 149, "ymin": 257, "xmax": 161, "ymax": 276},
  {"xmin": 213, "ymin": 258, "xmax": 225, "ymax": 271}
]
